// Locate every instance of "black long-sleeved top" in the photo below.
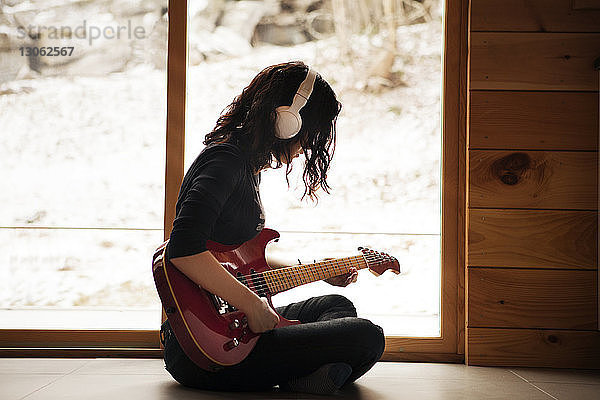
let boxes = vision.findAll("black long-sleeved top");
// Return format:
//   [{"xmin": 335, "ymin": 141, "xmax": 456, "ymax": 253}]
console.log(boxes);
[{"xmin": 165, "ymin": 142, "xmax": 265, "ymax": 261}]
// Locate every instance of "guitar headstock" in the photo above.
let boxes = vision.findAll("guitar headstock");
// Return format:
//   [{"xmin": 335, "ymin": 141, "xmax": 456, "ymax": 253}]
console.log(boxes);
[{"xmin": 358, "ymin": 247, "xmax": 401, "ymax": 276}]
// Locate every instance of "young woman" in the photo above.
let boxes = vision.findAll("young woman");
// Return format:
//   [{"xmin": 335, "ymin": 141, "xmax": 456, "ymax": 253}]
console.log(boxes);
[{"xmin": 160, "ymin": 61, "xmax": 385, "ymax": 395}]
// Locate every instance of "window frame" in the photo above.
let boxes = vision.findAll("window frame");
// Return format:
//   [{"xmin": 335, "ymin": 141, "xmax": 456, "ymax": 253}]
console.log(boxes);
[{"xmin": 0, "ymin": 0, "xmax": 468, "ymax": 362}]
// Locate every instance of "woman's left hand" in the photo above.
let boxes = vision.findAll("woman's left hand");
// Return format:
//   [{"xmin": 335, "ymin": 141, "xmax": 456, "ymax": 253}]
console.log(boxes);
[{"xmin": 324, "ymin": 262, "xmax": 358, "ymax": 287}]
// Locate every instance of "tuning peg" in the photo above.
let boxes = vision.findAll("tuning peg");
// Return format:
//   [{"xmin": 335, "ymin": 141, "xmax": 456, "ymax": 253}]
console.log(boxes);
[
  {"xmin": 358, "ymin": 246, "xmax": 363, "ymax": 251},
  {"xmin": 298, "ymin": 259, "xmax": 302, "ymax": 265}
]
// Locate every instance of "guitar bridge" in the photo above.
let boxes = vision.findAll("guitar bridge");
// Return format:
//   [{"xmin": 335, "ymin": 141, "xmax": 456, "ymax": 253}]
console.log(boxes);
[{"xmin": 210, "ymin": 294, "xmax": 237, "ymax": 315}]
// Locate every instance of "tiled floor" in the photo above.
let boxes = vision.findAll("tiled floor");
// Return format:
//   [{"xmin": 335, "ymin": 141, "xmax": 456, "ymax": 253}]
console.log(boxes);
[{"xmin": 1, "ymin": 358, "xmax": 599, "ymax": 400}]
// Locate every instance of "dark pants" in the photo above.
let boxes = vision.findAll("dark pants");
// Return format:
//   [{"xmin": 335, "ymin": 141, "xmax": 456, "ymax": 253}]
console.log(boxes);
[{"xmin": 161, "ymin": 294, "xmax": 385, "ymax": 391}]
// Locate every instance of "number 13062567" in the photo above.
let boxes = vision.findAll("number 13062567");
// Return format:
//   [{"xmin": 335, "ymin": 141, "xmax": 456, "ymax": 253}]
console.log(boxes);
[{"xmin": 19, "ymin": 47, "xmax": 75, "ymax": 57}]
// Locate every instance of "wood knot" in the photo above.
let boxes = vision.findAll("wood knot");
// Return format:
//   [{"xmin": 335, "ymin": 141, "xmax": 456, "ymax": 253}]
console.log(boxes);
[
  {"xmin": 547, "ymin": 335, "xmax": 559, "ymax": 344},
  {"xmin": 498, "ymin": 300, "xmax": 505, "ymax": 305},
  {"xmin": 500, "ymin": 173, "xmax": 519, "ymax": 185},
  {"xmin": 491, "ymin": 153, "xmax": 531, "ymax": 186}
]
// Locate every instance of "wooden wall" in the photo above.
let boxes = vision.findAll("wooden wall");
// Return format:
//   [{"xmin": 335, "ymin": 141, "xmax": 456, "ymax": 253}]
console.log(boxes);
[{"xmin": 466, "ymin": 0, "xmax": 600, "ymax": 368}]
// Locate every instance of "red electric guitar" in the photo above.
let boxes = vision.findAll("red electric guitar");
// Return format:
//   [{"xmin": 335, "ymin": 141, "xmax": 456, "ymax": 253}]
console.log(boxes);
[{"xmin": 152, "ymin": 228, "xmax": 400, "ymax": 372}]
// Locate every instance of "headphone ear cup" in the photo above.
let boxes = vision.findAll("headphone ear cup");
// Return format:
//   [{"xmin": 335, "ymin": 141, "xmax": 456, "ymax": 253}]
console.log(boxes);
[{"xmin": 275, "ymin": 106, "xmax": 302, "ymax": 139}]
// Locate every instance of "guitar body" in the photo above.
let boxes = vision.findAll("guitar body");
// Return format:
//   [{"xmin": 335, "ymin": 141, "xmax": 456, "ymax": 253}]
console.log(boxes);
[{"xmin": 152, "ymin": 228, "xmax": 299, "ymax": 372}]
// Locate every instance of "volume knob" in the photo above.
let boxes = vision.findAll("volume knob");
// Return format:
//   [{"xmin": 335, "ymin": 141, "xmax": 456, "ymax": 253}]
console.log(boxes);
[{"xmin": 229, "ymin": 319, "xmax": 241, "ymax": 330}]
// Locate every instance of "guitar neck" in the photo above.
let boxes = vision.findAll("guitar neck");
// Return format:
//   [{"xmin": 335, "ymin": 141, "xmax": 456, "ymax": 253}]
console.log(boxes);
[{"xmin": 262, "ymin": 255, "xmax": 368, "ymax": 295}]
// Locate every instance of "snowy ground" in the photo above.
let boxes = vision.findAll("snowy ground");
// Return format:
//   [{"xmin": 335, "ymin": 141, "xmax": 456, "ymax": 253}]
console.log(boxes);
[{"xmin": 0, "ymin": 20, "xmax": 442, "ymax": 335}]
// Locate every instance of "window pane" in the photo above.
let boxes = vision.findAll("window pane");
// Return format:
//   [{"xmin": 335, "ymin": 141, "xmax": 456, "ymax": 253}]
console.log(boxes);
[
  {"xmin": 185, "ymin": 1, "xmax": 443, "ymax": 336},
  {"xmin": 0, "ymin": 0, "xmax": 168, "ymax": 329},
  {"xmin": 268, "ymin": 232, "xmax": 440, "ymax": 337}
]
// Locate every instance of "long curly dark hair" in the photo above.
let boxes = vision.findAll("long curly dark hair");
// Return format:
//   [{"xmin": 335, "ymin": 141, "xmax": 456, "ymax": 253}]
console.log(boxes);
[{"xmin": 204, "ymin": 61, "xmax": 342, "ymax": 202}]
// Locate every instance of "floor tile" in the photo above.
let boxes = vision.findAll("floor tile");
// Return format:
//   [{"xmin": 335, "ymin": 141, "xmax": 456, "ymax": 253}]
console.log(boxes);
[
  {"xmin": 21, "ymin": 374, "xmax": 303, "ymax": 400},
  {"xmin": 371, "ymin": 361, "xmax": 519, "ymax": 382},
  {"xmin": 351, "ymin": 373, "xmax": 553, "ymax": 400},
  {"xmin": 0, "ymin": 358, "xmax": 90, "ymax": 375},
  {"xmin": 531, "ymin": 383, "xmax": 600, "ymax": 400},
  {"xmin": 72, "ymin": 358, "xmax": 168, "ymax": 375},
  {"xmin": 22, "ymin": 374, "xmax": 177, "ymax": 400},
  {"xmin": 0, "ymin": 374, "xmax": 63, "ymax": 400},
  {"xmin": 511, "ymin": 368, "xmax": 600, "ymax": 385}
]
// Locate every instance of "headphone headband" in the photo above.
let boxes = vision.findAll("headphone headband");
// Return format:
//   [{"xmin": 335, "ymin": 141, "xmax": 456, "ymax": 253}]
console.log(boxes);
[{"xmin": 297, "ymin": 69, "xmax": 317, "ymax": 100}]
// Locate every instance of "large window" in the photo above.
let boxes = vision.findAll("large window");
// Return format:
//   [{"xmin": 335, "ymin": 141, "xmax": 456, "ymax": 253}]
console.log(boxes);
[
  {"xmin": 185, "ymin": 0, "xmax": 444, "ymax": 336},
  {"xmin": 0, "ymin": 0, "xmax": 168, "ymax": 330}
]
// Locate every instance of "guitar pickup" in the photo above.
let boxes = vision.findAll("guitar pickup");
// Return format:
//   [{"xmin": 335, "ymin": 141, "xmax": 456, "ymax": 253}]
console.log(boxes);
[{"xmin": 210, "ymin": 294, "xmax": 237, "ymax": 315}]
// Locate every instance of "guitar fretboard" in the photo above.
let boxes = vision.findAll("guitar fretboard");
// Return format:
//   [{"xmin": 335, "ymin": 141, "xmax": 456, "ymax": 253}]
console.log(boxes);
[{"xmin": 261, "ymin": 255, "xmax": 368, "ymax": 295}]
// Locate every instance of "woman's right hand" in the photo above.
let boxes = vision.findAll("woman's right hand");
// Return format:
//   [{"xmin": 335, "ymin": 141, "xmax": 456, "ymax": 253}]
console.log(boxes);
[
  {"xmin": 170, "ymin": 252, "xmax": 280, "ymax": 333},
  {"xmin": 243, "ymin": 296, "xmax": 280, "ymax": 333}
]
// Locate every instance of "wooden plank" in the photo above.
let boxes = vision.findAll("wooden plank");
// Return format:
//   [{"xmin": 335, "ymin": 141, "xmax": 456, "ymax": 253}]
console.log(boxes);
[
  {"xmin": 573, "ymin": 0, "xmax": 600, "ymax": 10},
  {"xmin": 471, "ymin": 0, "xmax": 600, "ymax": 32},
  {"xmin": 469, "ymin": 150, "xmax": 598, "ymax": 209},
  {"xmin": 381, "ymin": 351, "xmax": 464, "ymax": 364},
  {"xmin": 164, "ymin": 0, "xmax": 187, "ymax": 241},
  {"xmin": 468, "ymin": 209, "xmax": 598, "ymax": 269},
  {"xmin": 467, "ymin": 328, "xmax": 600, "ymax": 368},
  {"xmin": 468, "ymin": 268, "xmax": 598, "ymax": 329},
  {"xmin": 0, "ymin": 348, "xmax": 163, "ymax": 358},
  {"xmin": 470, "ymin": 91, "xmax": 598, "ymax": 150},
  {"xmin": 441, "ymin": 0, "xmax": 470, "ymax": 358},
  {"xmin": 162, "ymin": 0, "xmax": 188, "ymax": 330},
  {"xmin": 0, "ymin": 330, "xmax": 160, "ymax": 348},
  {"xmin": 470, "ymin": 33, "xmax": 600, "ymax": 90}
]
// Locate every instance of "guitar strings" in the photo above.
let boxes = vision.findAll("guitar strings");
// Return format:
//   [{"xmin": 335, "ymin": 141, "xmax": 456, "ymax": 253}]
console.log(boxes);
[
  {"xmin": 242, "ymin": 260, "xmax": 375, "ymax": 294},
  {"xmin": 235, "ymin": 254, "xmax": 370, "ymax": 286},
  {"xmin": 233, "ymin": 253, "xmax": 382, "ymax": 283},
  {"xmin": 238, "ymin": 253, "xmax": 384, "ymax": 290},
  {"xmin": 233, "ymin": 253, "xmax": 385, "ymax": 293}
]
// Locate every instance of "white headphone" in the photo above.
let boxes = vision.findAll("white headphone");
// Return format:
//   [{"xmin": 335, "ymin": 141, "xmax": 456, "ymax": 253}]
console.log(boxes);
[{"xmin": 274, "ymin": 68, "xmax": 317, "ymax": 139}]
